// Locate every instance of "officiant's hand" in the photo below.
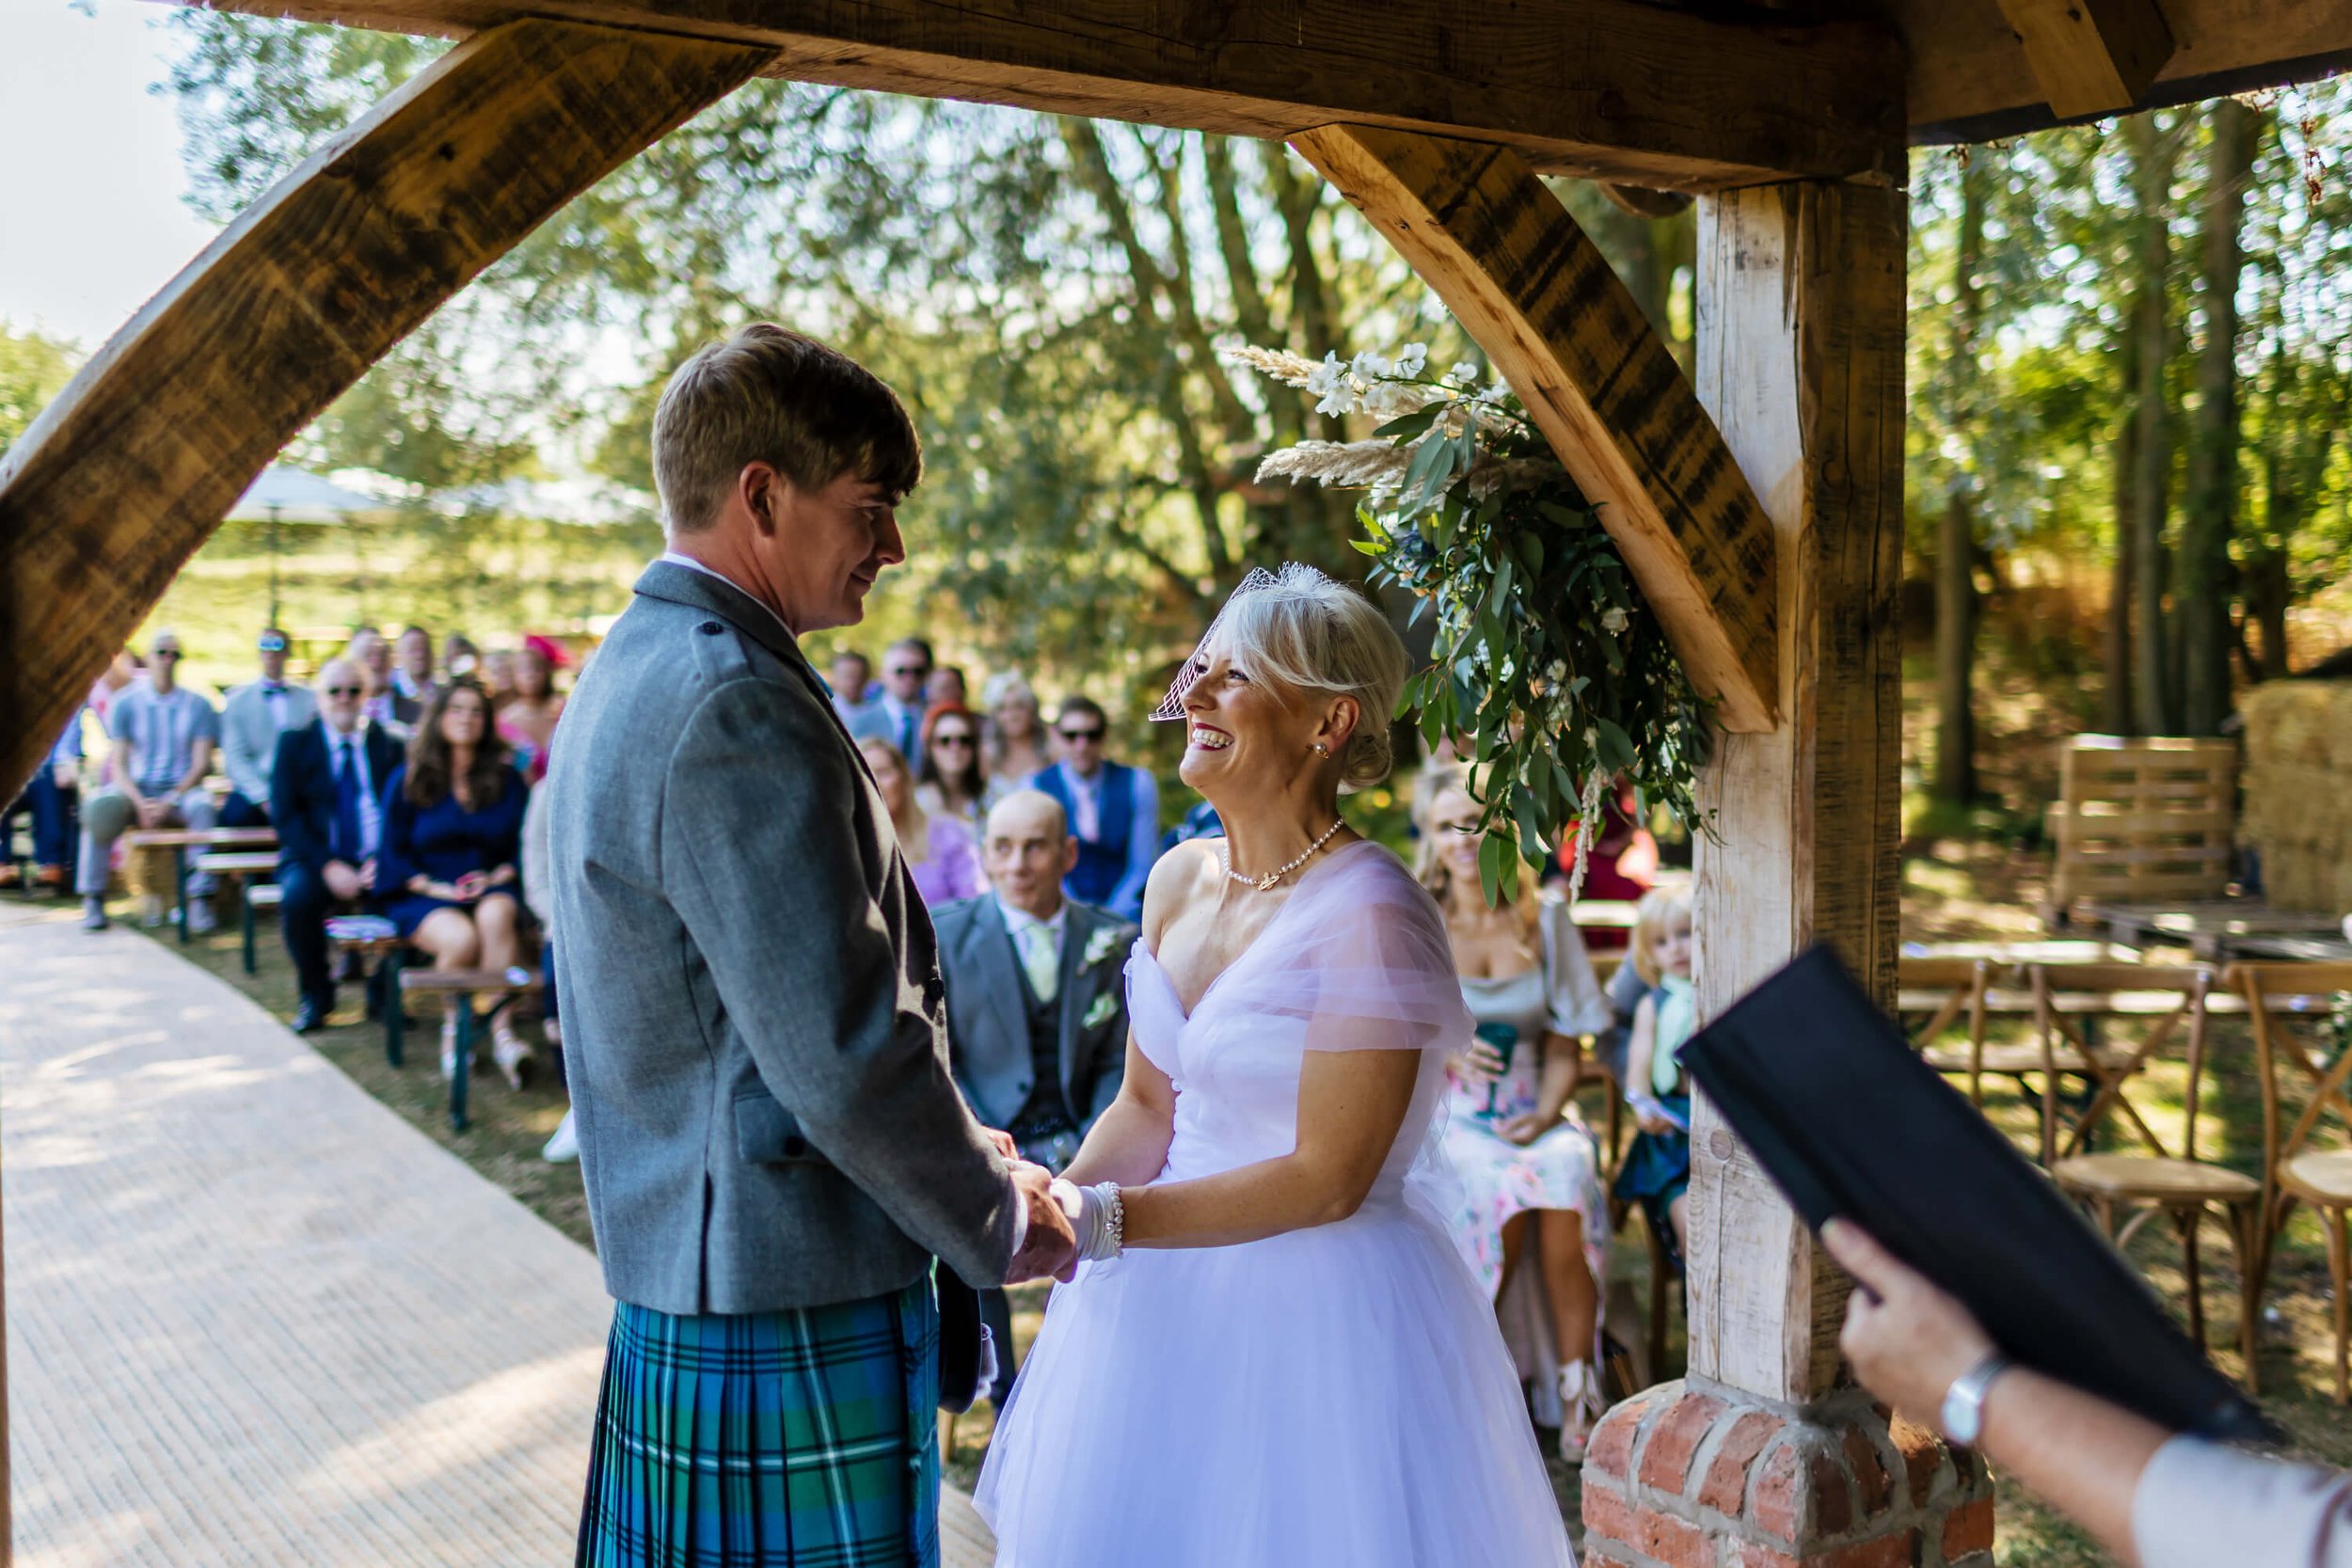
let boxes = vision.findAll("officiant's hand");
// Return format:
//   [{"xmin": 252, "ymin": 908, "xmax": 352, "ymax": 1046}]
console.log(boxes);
[
  {"xmin": 1006, "ymin": 1160, "xmax": 1079, "ymax": 1284},
  {"xmin": 980, "ymin": 1127, "xmax": 1020, "ymax": 1162},
  {"xmin": 1822, "ymin": 1219, "xmax": 1995, "ymax": 1425}
]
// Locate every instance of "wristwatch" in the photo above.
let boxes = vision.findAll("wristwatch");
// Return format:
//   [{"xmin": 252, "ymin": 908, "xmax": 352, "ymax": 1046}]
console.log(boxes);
[{"xmin": 1939, "ymin": 1352, "xmax": 2011, "ymax": 1447}]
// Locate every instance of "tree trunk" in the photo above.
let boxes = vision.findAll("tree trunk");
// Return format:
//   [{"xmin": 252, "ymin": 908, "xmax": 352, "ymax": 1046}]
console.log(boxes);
[
  {"xmin": 1933, "ymin": 149, "xmax": 1988, "ymax": 804},
  {"xmin": 2105, "ymin": 383, "xmax": 2137, "ymax": 732},
  {"xmin": 2125, "ymin": 112, "xmax": 2180, "ymax": 736},
  {"xmin": 2179, "ymin": 100, "xmax": 2258, "ymax": 735}
]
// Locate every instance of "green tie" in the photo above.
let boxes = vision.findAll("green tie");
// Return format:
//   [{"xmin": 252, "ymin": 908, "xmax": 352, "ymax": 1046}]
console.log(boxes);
[{"xmin": 1016, "ymin": 921, "xmax": 1059, "ymax": 1004}]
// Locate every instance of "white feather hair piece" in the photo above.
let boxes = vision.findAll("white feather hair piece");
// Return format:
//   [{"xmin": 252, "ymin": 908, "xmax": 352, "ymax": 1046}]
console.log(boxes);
[{"xmin": 1150, "ymin": 562, "xmax": 1339, "ymax": 722}]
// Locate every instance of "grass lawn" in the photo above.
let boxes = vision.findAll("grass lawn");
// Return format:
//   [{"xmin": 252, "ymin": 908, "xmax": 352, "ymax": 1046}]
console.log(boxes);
[{"xmin": 94, "ymin": 827, "xmax": 2352, "ymax": 1567}]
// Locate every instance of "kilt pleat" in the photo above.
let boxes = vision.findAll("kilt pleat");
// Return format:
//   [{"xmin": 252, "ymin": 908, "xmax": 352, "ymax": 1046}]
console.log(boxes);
[{"xmin": 579, "ymin": 1276, "xmax": 940, "ymax": 1568}]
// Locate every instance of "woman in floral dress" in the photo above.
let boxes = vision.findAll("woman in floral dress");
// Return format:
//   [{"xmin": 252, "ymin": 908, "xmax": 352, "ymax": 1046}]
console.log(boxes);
[{"xmin": 1418, "ymin": 762, "xmax": 1615, "ymax": 1459}]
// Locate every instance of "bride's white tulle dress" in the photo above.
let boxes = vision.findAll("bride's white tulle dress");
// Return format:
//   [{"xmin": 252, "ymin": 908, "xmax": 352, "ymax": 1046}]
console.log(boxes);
[{"xmin": 975, "ymin": 840, "xmax": 1576, "ymax": 1568}]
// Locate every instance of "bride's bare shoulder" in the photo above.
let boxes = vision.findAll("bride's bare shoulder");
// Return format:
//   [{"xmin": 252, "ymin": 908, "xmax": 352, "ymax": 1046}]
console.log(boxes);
[{"xmin": 1141, "ymin": 838, "xmax": 1221, "ymax": 947}]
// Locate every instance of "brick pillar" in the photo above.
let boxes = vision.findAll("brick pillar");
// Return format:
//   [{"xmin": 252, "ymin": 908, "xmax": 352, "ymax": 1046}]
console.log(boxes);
[{"xmin": 1581, "ymin": 1382, "xmax": 1994, "ymax": 1568}]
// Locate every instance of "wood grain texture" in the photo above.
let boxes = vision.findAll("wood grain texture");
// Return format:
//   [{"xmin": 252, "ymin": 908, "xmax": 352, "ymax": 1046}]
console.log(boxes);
[
  {"xmin": 0, "ymin": 20, "xmax": 769, "ymax": 799},
  {"xmin": 1292, "ymin": 124, "xmax": 1779, "ymax": 734},
  {"xmin": 183, "ymin": 0, "xmax": 1906, "ymax": 191},
  {"xmin": 1684, "ymin": 182, "xmax": 1906, "ymax": 1403},
  {"xmin": 1994, "ymin": 0, "xmax": 2176, "ymax": 118},
  {"xmin": 1899, "ymin": 0, "xmax": 2352, "ymax": 140}
]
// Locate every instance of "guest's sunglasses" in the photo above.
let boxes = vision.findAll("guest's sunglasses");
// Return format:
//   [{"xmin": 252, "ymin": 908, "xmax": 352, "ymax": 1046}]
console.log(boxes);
[
  {"xmin": 258, "ymin": 635, "xmax": 288, "ymax": 653},
  {"xmin": 933, "ymin": 733, "xmax": 977, "ymax": 749},
  {"xmin": 154, "ymin": 649, "xmax": 183, "ymax": 660},
  {"xmin": 887, "ymin": 665, "xmax": 930, "ymax": 679},
  {"xmin": 324, "ymin": 685, "xmax": 363, "ymax": 697},
  {"xmin": 1058, "ymin": 726, "xmax": 1105, "ymax": 743}
]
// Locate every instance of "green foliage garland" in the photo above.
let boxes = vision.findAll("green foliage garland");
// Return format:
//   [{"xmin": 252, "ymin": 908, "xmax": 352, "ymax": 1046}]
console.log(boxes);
[{"xmin": 1230, "ymin": 344, "xmax": 1712, "ymax": 904}]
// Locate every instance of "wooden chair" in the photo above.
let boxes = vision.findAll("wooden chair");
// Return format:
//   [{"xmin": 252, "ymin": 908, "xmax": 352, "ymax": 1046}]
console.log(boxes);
[
  {"xmin": 2046, "ymin": 964, "xmax": 2260, "ymax": 1387},
  {"xmin": 2234, "ymin": 960, "xmax": 2352, "ymax": 1402},
  {"xmin": 1898, "ymin": 957, "xmax": 1990, "ymax": 1101},
  {"xmin": 2029, "ymin": 964, "xmax": 2219, "ymax": 1165}
]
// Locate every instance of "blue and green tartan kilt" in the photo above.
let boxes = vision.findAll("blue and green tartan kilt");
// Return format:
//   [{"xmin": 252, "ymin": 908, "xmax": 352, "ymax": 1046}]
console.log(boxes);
[{"xmin": 577, "ymin": 1275, "xmax": 941, "ymax": 1568}]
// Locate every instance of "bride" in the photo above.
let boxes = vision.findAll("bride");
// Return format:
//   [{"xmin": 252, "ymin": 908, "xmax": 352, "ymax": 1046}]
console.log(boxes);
[{"xmin": 976, "ymin": 566, "xmax": 1575, "ymax": 1568}]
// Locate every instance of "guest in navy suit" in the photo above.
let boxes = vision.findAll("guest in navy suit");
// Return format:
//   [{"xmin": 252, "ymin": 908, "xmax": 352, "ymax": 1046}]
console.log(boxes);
[
  {"xmin": 377, "ymin": 677, "xmax": 533, "ymax": 1086},
  {"xmin": 271, "ymin": 658, "xmax": 405, "ymax": 1033},
  {"xmin": 1030, "ymin": 694, "xmax": 1158, "ymax": 921}
]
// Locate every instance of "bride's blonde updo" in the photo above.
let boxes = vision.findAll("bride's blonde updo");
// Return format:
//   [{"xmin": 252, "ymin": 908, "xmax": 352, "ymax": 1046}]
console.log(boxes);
[{"xmin": 1211, "ymin": 571, "xmax": 1409, "ymax": 791}]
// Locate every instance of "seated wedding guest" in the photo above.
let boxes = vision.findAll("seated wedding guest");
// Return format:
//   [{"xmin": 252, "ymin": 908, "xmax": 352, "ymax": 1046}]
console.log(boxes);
[
  {"xmin": 859, "ymin": 737, "xmax": 984, "ymax": 906},
  {"xmin": 1612, "ymin": 883, "xmax": 1695, "ymax": 1268},
  {"xmin": 481, "ymin": 646, "xmax": 517, "ymax": 708},
  {"xmin": 347, "ymin": 626, "xmax": 418, "ymax": 737},
  {"xmin": 441, "ymin": 632, "xmax": 481, "ymax": 680},
  {"xmin": 1825, "ymin": 1218, "xmax": 2352, "ymax": 1568},
  {"xmin": 848, "ymin": 635, "xmax": 934, "ymax": 771},
  {"xmin": 982, "ymin": 671, "xmax": 1051, "ymax": 800},
  {"xmin": 270, "ymin": 657, "xmax": 405, "ymax": 1034},
  {"xmin": 927, "ymin": 662, "xmax": 969, "ymax": 710},
  {"xmin": 936, "ymin": 787, "xmax": 1137, "ymax": 1406},
  {"xmin": 219, "ymin": 627, "xmax": 317, "ymax": 828},
  {"xmin": 0, "ymin": 711, "xmax": 84, "ymax": 892},
  {"xmin": 76, "ymin": 630, "xmax": 222, "ymax": 934},
  {"xmin": 1419, "ymin": 762, "xmax": 1614, "ymax": 1460},
  {"xmin": 1031, "ymin": 694, "xmax": 1157, "ymax": 921},
  {"xmin": 392, "ymin": 624, "xmax": 439, "ymax": 707},
  {"xmin": 915, "ymin": 705, "xmax": 989, "ymax": 824},
  {"xmin": 827, "ymin": 646, "xmax": 875, "ymax": 718},
  {"xmin": 497, "ymin": 634, "xmax": 567, "ymax": 784},
  {"xmin": 378, "ymin": 677, "xmax": 534, "ymax": 1085}
]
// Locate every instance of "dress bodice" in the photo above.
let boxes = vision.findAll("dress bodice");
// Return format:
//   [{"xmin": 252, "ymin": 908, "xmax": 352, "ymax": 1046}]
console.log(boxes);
[{"xmin": 1124, "ymin": 841, "xmax": 1469, "ymax": 1205}]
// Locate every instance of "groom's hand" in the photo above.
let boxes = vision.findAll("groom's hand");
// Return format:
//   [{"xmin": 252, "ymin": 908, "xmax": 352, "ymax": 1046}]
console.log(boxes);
[{"xmin": 1005, "ymin": 1161, "xmax": 1078, "ymax": 1284}]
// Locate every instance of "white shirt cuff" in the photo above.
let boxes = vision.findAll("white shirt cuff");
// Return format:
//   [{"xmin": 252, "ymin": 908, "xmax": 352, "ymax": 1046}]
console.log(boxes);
[{"xmin": 2133, "ymin": 1434, "xmax": 2352, "ymax": 1568}]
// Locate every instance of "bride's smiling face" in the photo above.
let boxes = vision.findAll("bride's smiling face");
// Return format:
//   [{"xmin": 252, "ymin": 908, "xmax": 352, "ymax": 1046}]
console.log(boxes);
[{"xmin": 1177, "ymin": 637, "xmax": 1349, "ymax": 800}]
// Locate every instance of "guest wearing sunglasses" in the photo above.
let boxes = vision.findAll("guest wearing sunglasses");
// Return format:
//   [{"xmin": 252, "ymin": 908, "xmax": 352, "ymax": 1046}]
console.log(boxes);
[
  {"xmin": 75, "ymin": 630, "xmax": 223, "ymax": 933},
  {"xmin": 1029, "ymin": 694, "xmax": 1158, "ymax": 921},
  {"xmin": 915, "ymin": 705, "xmax": 989, "ymax": 825},
  {"xmin": 219, "ymin": 627, "xmax": 318, "ymax": 829},
  {"xmin": 845, "ymin": 636, "xmax": 935, "ymax": 773},
  {"xmin": 270, "ymin": 658, "xmax": 407, "ymax": 1033}
]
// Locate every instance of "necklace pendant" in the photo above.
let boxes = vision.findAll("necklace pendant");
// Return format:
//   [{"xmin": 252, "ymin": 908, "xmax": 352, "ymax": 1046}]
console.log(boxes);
[{"xmin": 1257, "ymin": 871, "xmax": 1281, "ymax": 892}]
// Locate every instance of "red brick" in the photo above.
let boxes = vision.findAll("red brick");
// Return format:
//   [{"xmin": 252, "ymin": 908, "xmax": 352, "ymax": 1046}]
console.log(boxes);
[
  {"xmin": 1641, "ymin": 1391, "xmax": 1730, "ymax": 1495},
  {"xmin": 1887, "ymin": 1416, "xmax": 1943, "ymax": 1507},
  {"xmin": 1740, "ymin": 1545, "xmax": 1802, "ymax": 1568},
  {"xmin": 1749, "ymin": 1442, "xmax": 1804, "ymax": 1544},
  {"xmin": 1841, "ymin": 1424, "xmax": 1892, "ymax": 1515},
  {"xmin": 1583, "ymin": 1482, "xmax": 1639, "ymax": 1546},
  {"xmin": 1637, "ymin": 1509, "xmax": 1712, "ymax": 1568},
  {"xmin": 1949, "ymin": 1443, "xmax": 1986, "ymax": 1491},
  {"xmin": 1699, "ymin": 1411, "xmax": 1785, "ymax": 1513},
  {"xmin": 1588, "ymin": 1395, "xmax": 1656, "ymax": 1484},
  {"xmin": 1813, "ymin": 1529, "xmax": 1919, "ymax": 1568},
  {"xmin": 1808, "ymin": 1446, "xmax": 1854, "ymax": 1535},
  {"xmin": 1943, "ymin": 1495, "xmax": 1995, "ymax": 1558}
]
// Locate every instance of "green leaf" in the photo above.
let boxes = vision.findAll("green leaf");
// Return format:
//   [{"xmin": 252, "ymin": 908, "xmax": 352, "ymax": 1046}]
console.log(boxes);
[
  {"xmin": 1351, "ymin": 536, "xmax": 1385, "ymax": 557},
  {"xmin": 1597, "ymin": 717, "xmax": 1636, "ymax": 772},
  {"xmin": 1477, "ymin": 830, "xmax": 1505, "ymax": 910},
  {"xmin": 1374, "ymin": 404, "xmax": 1445, "ymax": 440}
]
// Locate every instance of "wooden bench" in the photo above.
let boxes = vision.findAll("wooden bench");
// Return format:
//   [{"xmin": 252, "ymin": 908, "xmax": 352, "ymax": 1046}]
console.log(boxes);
[
  {"xmin": 328, "ymin": 933, "xmax": 413, "ymax": 1064},
  {"xmin": 194, "ymin": 850, "xmax": 281, "ymax": 974},
  {"xmin": 121, "ymin": 827, "xmax": 275, "ymax": 942},
  {"xmin": 397, "ymin": 967, "xmax": 544, "ymax": 1131}
]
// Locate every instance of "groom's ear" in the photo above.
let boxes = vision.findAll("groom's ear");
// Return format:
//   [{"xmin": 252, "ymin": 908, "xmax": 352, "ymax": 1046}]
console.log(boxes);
[{"xmin": 739, "ymin": 462, "xmax": 784, "ymax": 535}]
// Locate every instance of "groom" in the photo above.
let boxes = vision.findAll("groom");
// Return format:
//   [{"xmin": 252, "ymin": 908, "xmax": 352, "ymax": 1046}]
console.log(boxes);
[{"xmin": 545, "ymin": 323, "xmax": 1075, "ymax": 1568}]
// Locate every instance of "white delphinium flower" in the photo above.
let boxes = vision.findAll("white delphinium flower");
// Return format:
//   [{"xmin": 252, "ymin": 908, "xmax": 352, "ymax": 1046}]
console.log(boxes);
[
  {"xmin": 1393, "ymin": 342, "xmax": 1429, "ymax": 378},
  {"xmin": 1449, "ymin": 360, "xmax": 1481, "ymax": 385},
  {"xmin": 1600, "ymin": 607, "xmax": 1629, "ymax": 633},
  {"xmin": 1305, "ymin": 352, "xmax": 1355, "ymax": 416},
  {"xmin": 1351, "ymin": 349, "xmax": 1393, "ymax": 381}
]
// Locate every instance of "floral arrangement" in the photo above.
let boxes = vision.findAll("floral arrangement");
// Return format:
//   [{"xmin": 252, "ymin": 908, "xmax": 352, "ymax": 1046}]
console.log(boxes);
[{"xmin": 1227, "ymin": 342, "xmax": 1712, "ymax": 904}]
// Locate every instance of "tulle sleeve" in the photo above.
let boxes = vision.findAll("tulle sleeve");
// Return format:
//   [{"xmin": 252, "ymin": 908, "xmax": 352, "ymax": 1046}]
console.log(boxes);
[
  {"xmin": 1539, "ymin": 896, "xmax": 1612, "ymax": 1037},
  {"xmin": 1213, "ymin": 846, "xmax": 1472, "ymax": 1053}
]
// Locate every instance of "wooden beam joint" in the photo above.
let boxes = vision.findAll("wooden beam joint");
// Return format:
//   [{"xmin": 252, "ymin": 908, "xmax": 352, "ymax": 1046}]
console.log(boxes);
[{"xmin": 1994, "ymin": 0, "xmax": 2178, "ymax": 118}]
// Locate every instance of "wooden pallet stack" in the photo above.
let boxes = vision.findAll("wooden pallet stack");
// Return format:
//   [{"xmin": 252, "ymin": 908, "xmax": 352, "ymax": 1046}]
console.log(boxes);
[{"xmin": 2043, "ymin": 735, "xmax": 2236, "ymax": 924}]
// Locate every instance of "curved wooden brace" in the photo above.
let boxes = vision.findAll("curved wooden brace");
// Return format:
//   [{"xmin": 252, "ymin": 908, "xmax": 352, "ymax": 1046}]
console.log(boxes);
[
  {"xmin": 1291, "ymin": 124, "xmax": 1778, "ymax": 734},
  {"xmin": 0, "ymin": 19, "xmax": 771, "ymax": 794}
]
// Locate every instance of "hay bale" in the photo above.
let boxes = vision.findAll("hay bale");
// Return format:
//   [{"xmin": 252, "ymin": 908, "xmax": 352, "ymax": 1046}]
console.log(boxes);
[{"xmin": 2241, "ymin": 682, "xmax": 2352, "ymax": 912}]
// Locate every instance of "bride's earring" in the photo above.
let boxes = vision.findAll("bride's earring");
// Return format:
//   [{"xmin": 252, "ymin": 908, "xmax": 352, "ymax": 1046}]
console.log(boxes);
[{"xmin": 1312, "ymin": 742, "xmax": 1330, "ymax": 756}]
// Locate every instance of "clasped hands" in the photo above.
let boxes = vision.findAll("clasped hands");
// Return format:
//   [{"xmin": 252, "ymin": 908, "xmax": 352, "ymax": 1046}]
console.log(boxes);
[{"xmin": 991, "ymin": 1129, "xmax": 1123, "ymax": 1285}]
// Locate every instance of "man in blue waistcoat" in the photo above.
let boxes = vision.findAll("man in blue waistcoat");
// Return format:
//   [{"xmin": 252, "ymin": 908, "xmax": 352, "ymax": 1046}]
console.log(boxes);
[{"xmin": 1028, "ymin": 695, "xmax": 1157, "ymax": 922}]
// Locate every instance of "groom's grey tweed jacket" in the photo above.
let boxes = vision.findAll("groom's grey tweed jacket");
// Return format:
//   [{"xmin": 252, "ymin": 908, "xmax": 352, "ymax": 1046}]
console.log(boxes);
[{"xmin": 545, "ymin": 561, "xmax": 1019, "ymax": 1315}]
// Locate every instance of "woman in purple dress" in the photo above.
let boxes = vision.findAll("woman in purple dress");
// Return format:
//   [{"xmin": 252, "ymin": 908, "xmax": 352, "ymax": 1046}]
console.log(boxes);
[
  {"xmin": 859, "ymin": 737, "xmax": 982, "ymax": 907},
  {"xmin": 379, "ymin": 677, "xmax": 532, "ymax": 1086}
]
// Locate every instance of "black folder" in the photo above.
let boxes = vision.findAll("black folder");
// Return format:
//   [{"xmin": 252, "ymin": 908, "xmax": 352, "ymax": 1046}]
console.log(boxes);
[{"xmin": 1677, "ymin": 943, "xmax": 2273, "ymax": 1443}]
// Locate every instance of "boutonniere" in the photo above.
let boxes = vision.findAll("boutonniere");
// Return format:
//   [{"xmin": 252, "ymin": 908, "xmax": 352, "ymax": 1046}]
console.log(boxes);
[
  {"xmin": 1081, "ymin": 991, "xmax": 1120, "ymax": 1031},
  {"xmin": 1081, "ymin": 927, "xmax": 1125, "ymax": 970}
]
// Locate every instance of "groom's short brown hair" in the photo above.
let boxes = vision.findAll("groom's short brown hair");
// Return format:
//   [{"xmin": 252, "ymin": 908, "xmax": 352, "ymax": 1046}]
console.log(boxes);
[{"xmin": 653, "ymin": 324, "xmax": 923, "ymax": 536}]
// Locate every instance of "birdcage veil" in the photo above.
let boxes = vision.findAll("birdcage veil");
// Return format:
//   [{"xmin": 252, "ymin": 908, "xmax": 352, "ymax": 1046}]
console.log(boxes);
[{"xmin": 1150, "ymin": 562, "xmax": 1340, "ymax": 721}]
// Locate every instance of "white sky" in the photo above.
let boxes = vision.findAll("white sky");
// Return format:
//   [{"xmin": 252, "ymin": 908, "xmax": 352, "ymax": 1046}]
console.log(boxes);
[{"xmin": 0, "ymin": 0, "xmax": 219, "ymax": 348}]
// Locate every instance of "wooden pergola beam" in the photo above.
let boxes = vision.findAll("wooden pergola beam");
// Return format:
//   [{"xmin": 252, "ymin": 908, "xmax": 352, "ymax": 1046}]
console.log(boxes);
[
  {"xmin": 1994, "ymin": 0, "xmax": 2176, "ymax": 119},
  {"xmin": 182, "ymin": 0, "xmax": 1907, "ymax": 192},
  {"xmin": 0, "ymin": 19, "xmax": 771, "ymax": 796},
  {"xmin": 1293, "ymin": 124, "xmax": 1778, "ymax": 734}
]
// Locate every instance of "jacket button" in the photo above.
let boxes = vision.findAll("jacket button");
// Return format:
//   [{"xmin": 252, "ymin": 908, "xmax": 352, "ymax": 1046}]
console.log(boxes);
[
  {"xmin": 698, "ymin": 622, "xmax": 723, "ymax": 636},
  {"xmin": 1018, "ymin": 1081, "xmax": 1031, "ymax": 1092}
]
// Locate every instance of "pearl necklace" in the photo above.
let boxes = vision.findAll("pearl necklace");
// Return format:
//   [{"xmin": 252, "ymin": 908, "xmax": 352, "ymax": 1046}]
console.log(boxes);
[{"xmin": 1222, "ymin": 817, "xmax": 1346, "ymax": 892}]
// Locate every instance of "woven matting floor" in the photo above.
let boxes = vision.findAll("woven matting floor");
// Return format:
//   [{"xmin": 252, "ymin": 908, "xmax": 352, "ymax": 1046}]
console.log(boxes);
[{"xmin": 0, "ymin": 901, "xmax": 995, "ymax": 1566}]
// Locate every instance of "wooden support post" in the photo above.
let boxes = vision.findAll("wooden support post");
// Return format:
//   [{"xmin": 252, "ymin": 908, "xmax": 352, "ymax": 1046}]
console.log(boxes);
[
  {"xmin": 0, "ymin": 20, "xmax": 771, "ymax": 798},
  {"xmin": 1292, "ymin": 125, "xmax": 1779, "ymax": 734},
  {"xmin": 1585, "ymin": 182, "xmax": 1994, "ymax": 1568},
  {"xmin": 1994, "ymin": 0, "xmax": 2177, "ymax": 119}
]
